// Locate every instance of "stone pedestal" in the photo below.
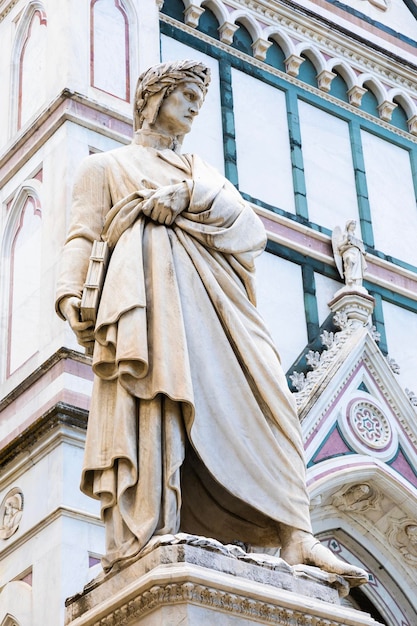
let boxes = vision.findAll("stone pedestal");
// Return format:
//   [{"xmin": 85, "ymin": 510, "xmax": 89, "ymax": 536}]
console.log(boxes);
[
  {"xmin": 329, "ymin": 289, "xmax": 375, "ymax": 325},
  {"xmin": 65, "ymin": 537, "xmax": 381, "ymax": 626}
]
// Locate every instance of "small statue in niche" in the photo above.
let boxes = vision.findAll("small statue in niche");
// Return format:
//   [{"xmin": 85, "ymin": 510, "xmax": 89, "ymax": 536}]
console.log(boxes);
[
  {"xmin": 332, "ymin": 220, "xmax": 367, "ymax": 291},
  {"xmin": 0, "ymin": 490, "xmax": 23, "ymax": 540}
]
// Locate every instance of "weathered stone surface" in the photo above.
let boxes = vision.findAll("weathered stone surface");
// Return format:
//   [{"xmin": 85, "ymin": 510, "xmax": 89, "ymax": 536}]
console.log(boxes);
[{"xmin": 65, "ymin": 538, "xmax": 380, "ymax": 626}]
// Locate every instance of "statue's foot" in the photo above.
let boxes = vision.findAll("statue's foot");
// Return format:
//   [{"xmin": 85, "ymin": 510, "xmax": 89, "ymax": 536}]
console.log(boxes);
[{"xmin": 281, "ymin": 534, "xmax": 368, "ymax": 585}]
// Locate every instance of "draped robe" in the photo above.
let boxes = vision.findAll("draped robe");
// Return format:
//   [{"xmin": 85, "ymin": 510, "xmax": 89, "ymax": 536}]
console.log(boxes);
[{"xmin": 56, "ymin": 132, "xmax": 312, "ymax": 570}]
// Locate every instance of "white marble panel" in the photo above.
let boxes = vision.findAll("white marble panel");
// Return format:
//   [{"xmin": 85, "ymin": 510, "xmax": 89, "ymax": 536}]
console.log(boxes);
[
  {"xmin": 361, "ymin": 130, "xmax": 417, "ymax": 267},
  {"xmin": 255, "ymin": 251, "xmax": 307, "ymax": 371},
  {"xmin": 8, "ymin": 199, "xmax": 42, "ymax": 374},
  {"xmin": 314, "ymin": 272, "xmax": 342, "ymax": 324},
  {"xmin": 382, "ymin": 299, "xmax": 417, "ymax": 395},
  {"xmin": 298, "ymin": 101, "xmax": 359, "ymax": 230},
  {"xmin": 92, "ymin": 0, "xmax": 128, "ymax": 99},
  {"xmin": 231, "ymin": 68, "xmax": 295, "ymax": 212},
  {"xmin": 160, "ymin": 36, "xmax": 224, "ymax": 173},
  {"xmin": 19, "ymin": 12, "xmax": 47, "ymax": 127}
]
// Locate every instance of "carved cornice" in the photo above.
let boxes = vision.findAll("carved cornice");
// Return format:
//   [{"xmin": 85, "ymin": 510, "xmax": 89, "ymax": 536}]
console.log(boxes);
[
  {"xmin": 81, "ymin": 580, "xmax": 353, "ymax": 626},
  {"xmin": 0, "ymin": 90, "xmax": 132, "ymax": 187},
  {"xmin": 225, "ymin": 0, "xmax": 417, "ymax": 88},
  {"xmin": 65, "ymin": 540, "xmax": 377, "ymax": 626},
  {"xmin": 0, "ymin": 401, "xmax": 88, "ymax": 468},
  {"xmin": 0, "ymin": 347, "xmax": 90, "ymax": 412},
  {"xmin": 160, "ymin": 15, "xmax": 417, "ymax": 144}
]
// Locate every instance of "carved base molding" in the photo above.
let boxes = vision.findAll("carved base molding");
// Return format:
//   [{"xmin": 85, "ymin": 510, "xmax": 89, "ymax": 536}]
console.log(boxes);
[{"xmin": 65, "ymin": 538, "xmax": 380, "ymax": 626}]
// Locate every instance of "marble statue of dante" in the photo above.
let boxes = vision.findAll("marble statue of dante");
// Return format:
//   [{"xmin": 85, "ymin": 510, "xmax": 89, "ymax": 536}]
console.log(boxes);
[
  {"xmin": 56, "ymin": 60, "xmax": 367, "ymax": 582},
  {"xmin": 332, "ymin": 219, "xmax": 367, "ymax": 290}
]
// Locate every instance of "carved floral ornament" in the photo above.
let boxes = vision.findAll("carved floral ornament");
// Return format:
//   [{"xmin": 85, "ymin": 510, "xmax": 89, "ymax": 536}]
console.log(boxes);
[
  {"xmin": 0, "ymin": 488, "xmax": 23, "ymax": 540},
  {"xmin": 160, "ymin": 0, "xmax": 417, "ymax": 134}
]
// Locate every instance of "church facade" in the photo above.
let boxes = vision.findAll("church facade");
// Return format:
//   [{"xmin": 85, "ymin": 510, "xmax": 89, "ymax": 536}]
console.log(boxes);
[{"xmin": 0, "ymin": 0, "xmax": 417, "ymax": 624}]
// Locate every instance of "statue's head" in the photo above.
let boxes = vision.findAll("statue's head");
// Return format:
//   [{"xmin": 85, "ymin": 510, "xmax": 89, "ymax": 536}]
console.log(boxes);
[
  {"xmin": 346, "ymin": 219, "xmax": 356, "ymax": 233},
  {"xmin": 134, "ymin": 60, "xmax": 211, "ymax": 133}
]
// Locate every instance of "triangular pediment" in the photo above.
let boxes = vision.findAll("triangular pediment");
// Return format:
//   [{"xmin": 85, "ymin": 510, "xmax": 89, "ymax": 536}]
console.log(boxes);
[
  {"xmin": 292, "ymin": 315, "xmax": 417, "ymax": 480},
  {"xmin": 290, "ymin": 302, "xmax": 417, "ymax": 620}
]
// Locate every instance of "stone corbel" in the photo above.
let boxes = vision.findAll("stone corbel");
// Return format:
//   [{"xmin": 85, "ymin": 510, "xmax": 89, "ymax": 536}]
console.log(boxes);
[
  {"xmin": 377, "ymin": 100, "xmax": 397, "ymax": 122},
  {"xmin": 284, "ymin": 54, "xmax": 304, "ymax": 77},
  {"xmin": 156, "ymin": 0, "xmax": 164, "ymax": 9},
  {"xmin": 317, "ymin": 69, "xmax": 336, "ymax": 93},
  {"xmin": 251, "ymin": 38, "xmax": 272, "ymax": 61},
  {"xmin": 407, "ymin": 114, "xmax": 417, "ymax": 136},
  {"xmin": 347, "ymin": 85, "xmax": 367, "ymax": 107},
  {"xmin": 219, "ymin": 22, "xmax": 239, "ymax": 45},
  {"xmin": 184, "ymin": 3, "xmax": 205, "ymax": 28}
]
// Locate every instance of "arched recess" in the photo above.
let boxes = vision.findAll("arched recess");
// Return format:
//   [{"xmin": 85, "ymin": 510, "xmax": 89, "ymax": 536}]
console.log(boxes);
[
  {"xmin": 197, "ymin": 2, "xmax": 220, "ymax": 39},
  {"xmin": 263, "ymin": 30, "xmax": 293, "ymax": 72},
  {"xmin": 201, "ymin": 0, "xmax": 228, "ymax": 28},
  {"xmin": 9, "ymin": 1, "xmax": 47, "ymax": 133},
  {"xmin": 90, "ymin": 0, "xmax": 132, "ymax": 101},
  {"xmin": 308, "ymin": 457, "xmax": 417, "ymax": 626},
  {"xmin": 389, "ymin": 90, "xmax": 416, "ymax": 132},
  {"xmin": 1, "ymin": 181, "xmax": 43, "ymax": 378},
  {"xmin": 0, "ymin": 581, "xmax": 32, "ymax": 626}
]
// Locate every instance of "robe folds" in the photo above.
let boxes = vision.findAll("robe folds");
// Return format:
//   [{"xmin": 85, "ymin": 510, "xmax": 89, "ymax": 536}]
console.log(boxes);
[{"xmin": 56, "ymin": 132, "xmax": 312, "ymax": 570}]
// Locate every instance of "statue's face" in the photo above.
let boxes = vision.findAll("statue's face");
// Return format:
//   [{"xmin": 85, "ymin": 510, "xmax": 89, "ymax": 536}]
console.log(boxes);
[{"xmin": 152, "ymin": 81, "xmax": 204, "ymax": 136}]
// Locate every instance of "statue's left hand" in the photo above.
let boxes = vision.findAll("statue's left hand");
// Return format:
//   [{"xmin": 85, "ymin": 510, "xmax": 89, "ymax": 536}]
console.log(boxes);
[
  {"xmin": 59, "ymin": 295, "xmax": 95, "ymax": 349},
  {"xmin": 141, "ymin": 182, "xmax": 189, "ymax": 225}
]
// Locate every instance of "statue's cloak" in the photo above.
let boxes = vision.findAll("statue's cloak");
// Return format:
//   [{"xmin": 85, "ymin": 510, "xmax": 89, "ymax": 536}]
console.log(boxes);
[{"xmin": 56, "ymin": 135, "xmax": 311, "ymax": 569}]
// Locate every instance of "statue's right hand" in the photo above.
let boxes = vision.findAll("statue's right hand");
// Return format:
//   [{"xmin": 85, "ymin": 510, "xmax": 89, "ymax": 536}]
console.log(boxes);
[{"xmin": 59, "ymin": 296, "xmax": 95, "ymax": 348}]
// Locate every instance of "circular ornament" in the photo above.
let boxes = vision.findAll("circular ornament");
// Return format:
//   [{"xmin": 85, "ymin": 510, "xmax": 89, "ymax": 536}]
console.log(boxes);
[
  {"xmin": 348, "ymin": 400, "xmax": 392, "ymax": 451},
  {"xmin": 0, "ymin": 488, "xmax": 24, "ymax": 540}
]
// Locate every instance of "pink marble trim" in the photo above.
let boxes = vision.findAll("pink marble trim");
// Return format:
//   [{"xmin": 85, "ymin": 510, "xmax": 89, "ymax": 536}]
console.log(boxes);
[
  {"xmin": 0, "ymin": 94, "xmax": 133, "ymax": 186},
  {"xmin": 259, "ymin": 213, "xmax": 417, "ymax": 297},
  {"xmin": 0, "ymin": 356, "xmax": 93, "ymax": 434},
  {"xmin": 0, "ymin": 388, "xmax": 91, "ymax": 453}
]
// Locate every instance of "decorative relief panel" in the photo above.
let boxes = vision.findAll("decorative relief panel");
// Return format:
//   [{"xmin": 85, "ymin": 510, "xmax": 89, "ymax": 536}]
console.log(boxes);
[
  {"xmin": 0, "ymin": 488, "xmax": 23, "ymax": 540},
  {"xmin": 388, "ymin": 519, "xmax": 417, "ymax": 567}
]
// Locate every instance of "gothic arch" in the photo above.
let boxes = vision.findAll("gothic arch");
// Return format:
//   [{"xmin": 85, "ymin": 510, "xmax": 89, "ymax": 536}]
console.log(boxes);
[
  {"xmin": 328, "ymin": 59, "xmax": 357, "ymax": 91},
  {"xmin": 358, "ymin": 74, "xmax": 387, "ymax": 104},
  {"xmin": 308, "ymin": 458, "xmax": 417, "ymax": 625},
  {"xmin": 228, "ymin": 10, "xmax": 262, "ymax": 42},
  {"xmin": 9, "ymin": 1, "xmax": 47, "ymax": 134},
  {"xmin": 295, "ymin": 44, "xmax": 326, "ymax": 75},
  {"xmin": 1, "ymin": 180, "xmax": 43, "ymax": 378},
  {"xmin": 262, "ymin": 28, "xmax": 293, "ymax": 59},
  {"xmin": 90, "ymin": 0, "xmax": 134, "ymax": 101},
  {"xmin": 201, "ymin": 0, "xmax": 228, "ymax": 27},
  {"xmin": 0, "ymin": 581, "xmax": 32, "ymax": 626},
  {"xmin": 388, "ymin": 88, "xmax": 416, "ymax": 120}
]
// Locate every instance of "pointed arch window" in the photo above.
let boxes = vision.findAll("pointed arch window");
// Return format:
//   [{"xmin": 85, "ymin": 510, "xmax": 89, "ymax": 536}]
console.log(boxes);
[
  {"xmin": 7, "ymin": 195, "xmax": 42, "ymax": 376},
  {"xmin": 91, "ymin": 0, "xmax": 130, "ymax": 100},
  {"xmin": 18, "ymin": 8, "xmax": 47, "ymax": 129}
]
